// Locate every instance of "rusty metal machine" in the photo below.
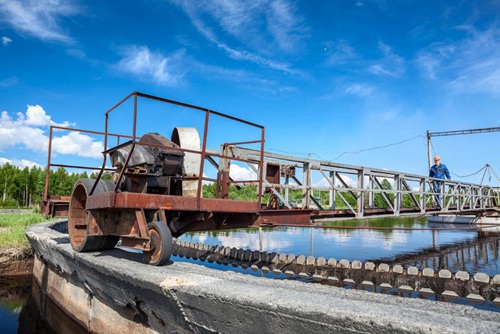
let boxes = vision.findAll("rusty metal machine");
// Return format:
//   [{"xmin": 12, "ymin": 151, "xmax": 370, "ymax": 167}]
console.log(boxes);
[
  {"xmin": 70, "ymin": 131, "xmax": 185, "ymax": 265},
  {"xmin": 67, "ymin": 92, "xmax": 312, "ymax": 266}
]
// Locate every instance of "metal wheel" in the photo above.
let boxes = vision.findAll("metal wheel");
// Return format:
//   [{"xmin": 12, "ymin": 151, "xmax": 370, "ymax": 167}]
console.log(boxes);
[
  {"xmin": 143, "ymin": 221, "xmax": 173, "ymax": 266},
  {"xmin": 68, "ymin": 178, "xmax": 119, "ymax": 252}
]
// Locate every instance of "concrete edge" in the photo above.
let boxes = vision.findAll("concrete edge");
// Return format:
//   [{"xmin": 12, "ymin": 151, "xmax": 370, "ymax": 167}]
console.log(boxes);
[{"xmin": 25, "ymin": 221, "xmax": 500, "ymax": 334}]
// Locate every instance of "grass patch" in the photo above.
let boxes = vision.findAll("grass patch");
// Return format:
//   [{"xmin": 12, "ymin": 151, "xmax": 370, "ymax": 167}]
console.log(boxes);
[{"xmin": 0, "ymin": 213, "xmax": 51, "ymax": 249}]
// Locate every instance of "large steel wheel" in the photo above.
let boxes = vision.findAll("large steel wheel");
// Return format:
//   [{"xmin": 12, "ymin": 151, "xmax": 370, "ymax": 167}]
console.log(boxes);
[
  {"xmin": 68, "ymin": 179, "xmax": 119, "ymax": 252},
  {"xmin": 143, "ymin": 221, "xmax": 173, "ymax": 266}
]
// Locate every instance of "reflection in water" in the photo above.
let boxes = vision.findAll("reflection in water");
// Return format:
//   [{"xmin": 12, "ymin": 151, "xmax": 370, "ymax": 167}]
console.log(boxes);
[
  {"xmin": 0, "ymin": 275, "xmax": 86, "ymax": 334},
  {"xmin": 180, "ymin": 217, "xmax": 500, "ymax": 276},
  {"xmin": 18, "ymin": 278, "xmax": 87, "ymax": 334},
  {"xmin": 0, "ymin": 275, "xmax": 31, "ymax": 334}
]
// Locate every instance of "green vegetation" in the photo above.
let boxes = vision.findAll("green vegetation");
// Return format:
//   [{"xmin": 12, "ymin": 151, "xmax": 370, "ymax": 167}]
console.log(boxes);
[
  {"xmin": 0, "ymin": 163, "xmax": 110, "ymax": 209},
  {"xmin": 0, "ymin": 213, "xmax": 50, "ymax": 248},
  {"xmin": 203, "ymin": 183, "xmax": 259, "ymax": 201}
]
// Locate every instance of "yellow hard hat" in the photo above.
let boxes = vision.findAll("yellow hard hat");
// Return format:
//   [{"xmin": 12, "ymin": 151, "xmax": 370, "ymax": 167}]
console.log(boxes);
[{"xmin": 434, "ymin": 156, "xmax": 440, "ymax": 161}]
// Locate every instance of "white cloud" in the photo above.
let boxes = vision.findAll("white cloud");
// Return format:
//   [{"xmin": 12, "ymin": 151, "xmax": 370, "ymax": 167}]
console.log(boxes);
[
  {"xmin": 416, "ymin": 25, "xmax": 500, "ymax": 94},
  {"xmin": 51, "ymin": 132, "xmax": 103, "ymax": 158},
  {"xmin": 415, "ymin": 52, "xmax": 440, "ymax": 80},
  {"xmin": 0, "ymin": 111, "xmax": 49, "ymax": 152},
  {"xmin": 0, "ymin": 0, "xmax": 80, "ymax": 44},
  {"xmin": 0, "ymin": 157, "xmax": 42, "ymax": 168},
  {"xmin": 1, "ymin": 36, "xmax": 12, "ymax": 46},
  {"xmin": 215, "ymin": 42, "xmax": 296, "ymax": 74},
  {"xmin": 368, "ymin": 41, "xmax": 405, "ymax": 77},
  {"xmin": 66, "ymin": 48, "xmax": 86, "ymax": 59},
  {"xmin": 266, "ymin": 0, "xmax": 308, "ymax": 52},
  {"xmin": 377, "ymin": 107, "xmax": 400, "ymax": 122},
  {"xmin": 189, "ymin": 58, "xmax": 296, "ymax": 93},
  {"xmin": 229, "ymin": 164, "xmax": 257, "ymax": 181},
  {"xmin": 176, "ymin": 0, "xmax": 306, "ymax": 51},
  {"xmin": 326, "ymin": 40, "xmax": 359, "ymax": 66},
  {"xmin": 24, "ymin": 105, "xmax": 60, "ymax": 127},
  {"xmin": 343, "ymin": 83, "xmax": 374, "ymax": 97},
  {"xmin": 116, "ymin": 45, "xmax": 185, "ymax": 86},
  {"xmin": 171, "ymin": 0, "xmax": 306, "ymax": 73},
  {"xmin": 0, "ymin": 105, "xmax": 102, "ymax": 159},
  {"xmin": 0, "ymin": 77, "xmax": 18, "ymax": 87}
]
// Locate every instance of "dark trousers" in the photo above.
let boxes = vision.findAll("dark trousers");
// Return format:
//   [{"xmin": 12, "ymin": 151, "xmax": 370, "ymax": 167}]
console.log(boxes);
[{"xmin": 432, "ymin": 180, "xmax": 443, "ymax": 205}]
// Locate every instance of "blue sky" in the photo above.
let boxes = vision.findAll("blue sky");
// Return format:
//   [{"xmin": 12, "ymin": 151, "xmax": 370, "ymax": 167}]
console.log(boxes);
[{"xmin": 0, "ymin": 0, "xmax": 499, "ymax": 186}]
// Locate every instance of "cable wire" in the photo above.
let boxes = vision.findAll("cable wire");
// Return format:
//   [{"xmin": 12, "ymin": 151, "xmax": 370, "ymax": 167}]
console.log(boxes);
[
  {"xmin": 451, "ymin": 165, "xmax": 487, "ymax": 179},
  {"xmin": 331, "ymin": 135, "xmax": 425, "ymax": 161},
  {"xmin": 269, "ymin": 135, "xmax": 426, "ymax": 161}
]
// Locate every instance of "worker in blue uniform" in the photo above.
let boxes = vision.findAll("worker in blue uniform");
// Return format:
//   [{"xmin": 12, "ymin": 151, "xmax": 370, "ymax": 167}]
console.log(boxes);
[{"xmin": 429, "ymin": 156, "xmax": 451, "ymax": 206}]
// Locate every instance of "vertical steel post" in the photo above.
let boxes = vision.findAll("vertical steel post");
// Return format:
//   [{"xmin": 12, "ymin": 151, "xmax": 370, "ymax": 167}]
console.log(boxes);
[
  {"xmin": 302, "ymin": 162, "xmax": 311, "ymax": 209},
  {"xmin": 197, "ymin": 110, "xmax": 210, "ymax": 209},
  {"xmin": 427, "ymin": 130, "xmax": 432, "ymax": 170},
  {"xmin": 285, "ymin": 175, "xmax": 289, "ymax": 204},
  {"xmin": 329, "ymin": 171, "xmax": 336, "ymax": 210},
  {"xmin": 367, "ymin": 171, "xmax": 374, "ymax": 208},
  {"xmin": 43, "ymin": 126, "xmax": 53, "ymax": 202},
  {"xmin": 257, "ymin": 128, "xmax": 265, "ymax": 205},
  {"xmin": 91, "ymin": 112, "xmax": 110, "ymax": 195},
  {"xmin": 420, "ymin": 177, "xmax": 426, "ymax": 214},
  {"xmin": 132, "ymin": 93, "xmax": 138, "ymax": 141},
  {"xmin": 356, "ymin": 169, "xmax": 364, "ymax": 218},
  {"xmin": 394, "ymin": 174, "xmax": 401, "ymax": 215}
]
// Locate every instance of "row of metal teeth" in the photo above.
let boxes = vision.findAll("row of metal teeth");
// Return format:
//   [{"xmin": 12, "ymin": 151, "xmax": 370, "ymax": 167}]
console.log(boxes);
[{"xmin": 172, "ymin": 240, "xmax": 500, "ymax": 306}]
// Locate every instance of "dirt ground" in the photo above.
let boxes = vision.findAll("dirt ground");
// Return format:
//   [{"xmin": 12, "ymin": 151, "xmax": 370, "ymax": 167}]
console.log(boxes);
[{"xmin": 0, "ymin": 246, "xmax": 34, "ymax": 277}]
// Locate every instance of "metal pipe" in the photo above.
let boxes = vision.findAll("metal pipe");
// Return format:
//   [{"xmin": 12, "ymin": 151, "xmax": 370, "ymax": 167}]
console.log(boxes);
[
  {"xmin": 197, "ymin": 110, "xmax": 210, "ymax": 209},
  {"xmin": 134, "ymin": 92, "xmax": 264, "ymax": 129},
  {"xmin": 257, "ymin": 128, "xmax": 265, "ymax": 205},
  {"xmin": 43, "ymin": 126, "xmax": 53, "ymax": 202},
  {"xmin": 427, "ymin": 130, "xmax": 432, "ymax": 170}
]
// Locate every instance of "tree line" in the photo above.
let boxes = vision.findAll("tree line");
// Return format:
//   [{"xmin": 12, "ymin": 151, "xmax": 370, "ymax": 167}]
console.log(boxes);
[{"xmin": 0, "ymin": 163, "xmax": 104, "ymax": 208}]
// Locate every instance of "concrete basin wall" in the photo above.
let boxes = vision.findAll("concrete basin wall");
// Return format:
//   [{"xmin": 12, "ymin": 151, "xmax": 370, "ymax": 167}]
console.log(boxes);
[{"xmin": 26, "ymin": 221, "xmax": 500, "ymax": 333}]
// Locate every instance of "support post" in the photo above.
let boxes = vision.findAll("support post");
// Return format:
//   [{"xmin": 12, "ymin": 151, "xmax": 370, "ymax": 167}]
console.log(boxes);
[
  {"xmin": 427, "ymin": 130, "xmax": 432, "ymax": 170},
  {"xmin": 329, "ymin": 171, "xmax": 336, "ymax": 210},
  {"xmin": 302, "ymin": 162, "xmax": 311, "ymax": 209},
  {"xmin": 356, "ymin": 169, "xmax": 364, "ymax": 218}
]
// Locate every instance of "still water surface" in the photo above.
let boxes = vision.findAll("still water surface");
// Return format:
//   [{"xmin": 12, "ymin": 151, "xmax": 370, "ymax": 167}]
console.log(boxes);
[
  {"xmin": 1, "ymin": 217, "xmax": 499, "ymax": 332},
  {"xmin": 178, "ymin": 217, "xmax": 500, "ymax": 276}
]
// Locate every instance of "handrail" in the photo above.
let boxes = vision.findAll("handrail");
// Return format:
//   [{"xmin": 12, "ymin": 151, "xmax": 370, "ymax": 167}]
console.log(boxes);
[{"xmin": 98, "ymin": 92, "xmax": 266, "ymax": 206}]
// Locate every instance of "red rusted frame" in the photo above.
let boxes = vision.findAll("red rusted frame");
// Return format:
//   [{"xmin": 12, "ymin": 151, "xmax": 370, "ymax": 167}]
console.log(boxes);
[
  {"xmin": 86, "ymin": 192, "xmax": 260, "ymax": 213},
  {"xmin": 96, "ymin": 91, "xmax": 267, "ymax": 210},
  {"xmin": 44, "ymin": 125, "xmax": 132, "ymax": 202},
  {"xmin": 224, "ymin": 139, "xmax": 263, "ymax": 146},
  {"xmin": 41, "ymin": 125, "xmax": 131, "ymax": 218}
]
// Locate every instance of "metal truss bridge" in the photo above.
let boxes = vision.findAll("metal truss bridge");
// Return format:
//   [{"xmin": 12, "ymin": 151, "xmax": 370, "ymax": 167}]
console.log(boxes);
[{"xmin": 220, "ymin": 146, "xmax": 500, "ymax": 222}]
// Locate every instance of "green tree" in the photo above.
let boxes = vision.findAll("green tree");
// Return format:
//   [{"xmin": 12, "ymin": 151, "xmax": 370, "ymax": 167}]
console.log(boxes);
[
  {"xmin": 0, "ymin": 163, "xmax": 19, "ymax": 205},
  {"xmin": 374, "ymin": 179, "xmax": 394, "ymax": 208}
]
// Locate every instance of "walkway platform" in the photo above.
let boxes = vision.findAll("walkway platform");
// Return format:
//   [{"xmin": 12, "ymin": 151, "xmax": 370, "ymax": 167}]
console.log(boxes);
[{"xmin": 26, "ymin": 221, "xmax": 500, "ymax": 333}]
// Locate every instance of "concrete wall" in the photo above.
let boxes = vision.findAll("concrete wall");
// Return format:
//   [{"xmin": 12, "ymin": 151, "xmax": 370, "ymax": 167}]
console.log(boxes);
[{"xmin": 26, "ymin": 221, "xmax": 500, "ymax": 333}]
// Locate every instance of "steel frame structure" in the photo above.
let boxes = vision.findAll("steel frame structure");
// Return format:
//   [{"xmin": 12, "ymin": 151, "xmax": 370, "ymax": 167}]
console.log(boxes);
[
  {"xmin": 45, "ymin": 92, "xmax": 500, "ymax": 226},
  {"xmin": 220, "ymin": 147, "xmax": 500, "ymax": 220}
]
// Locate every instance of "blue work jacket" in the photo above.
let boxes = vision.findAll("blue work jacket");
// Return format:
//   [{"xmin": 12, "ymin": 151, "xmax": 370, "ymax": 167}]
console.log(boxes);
[{"xmin": 429, "ymin": 164, "xmax": 451, "ymax": 179}]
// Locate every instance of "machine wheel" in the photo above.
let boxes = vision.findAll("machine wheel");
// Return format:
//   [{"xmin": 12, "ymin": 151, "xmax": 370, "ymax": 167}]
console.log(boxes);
[
  {"xmin": 143, "ymin": 221, "xmax": 173, "ymax": 266},
  {"xmin": 68, "ymin": 179, "xmax": 119, "ymax": 252}
]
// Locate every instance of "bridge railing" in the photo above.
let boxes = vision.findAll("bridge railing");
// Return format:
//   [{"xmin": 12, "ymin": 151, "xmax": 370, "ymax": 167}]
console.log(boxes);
[{"xmin": 223, "ymin": 146, "xmax": 500, "ymax": 218}]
